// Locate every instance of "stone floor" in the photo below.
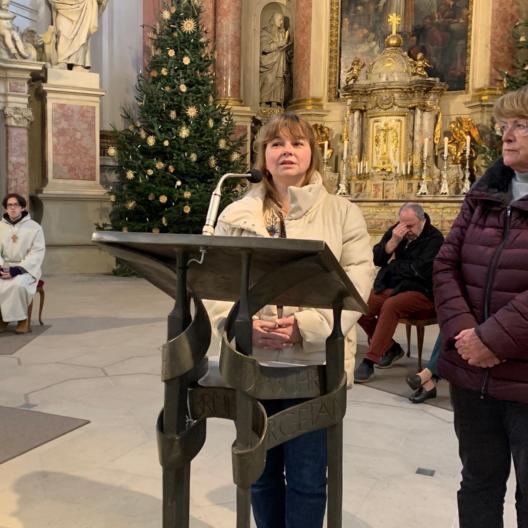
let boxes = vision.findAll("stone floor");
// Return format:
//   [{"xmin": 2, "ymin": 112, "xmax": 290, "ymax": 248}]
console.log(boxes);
[{"xmin": 0, "ymin": 274, "xmax": 520, "ymax": 527}]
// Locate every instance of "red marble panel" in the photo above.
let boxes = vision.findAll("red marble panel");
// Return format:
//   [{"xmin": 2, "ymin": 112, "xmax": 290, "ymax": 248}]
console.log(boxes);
[
  {"xmin": 8, "ymin": 81, "xmax": 26, "ymax": 94},
  {"xmin": 6, "ymin": 126, "xmax": 29, "ymax": 198},
  {"xmin": 52, "ymin": 103, "xmax": 96, "ymax": 181},
  {"xmin": 215, "ymin": 0, "xmax": 241, "ymax": 100},
  {"xmin": 292, "ymin": 0, "xmax": 312, "ymax": 100},
  {"xmin": 490, "ymin": 0, "xmax": 520, "ymax": 86}
]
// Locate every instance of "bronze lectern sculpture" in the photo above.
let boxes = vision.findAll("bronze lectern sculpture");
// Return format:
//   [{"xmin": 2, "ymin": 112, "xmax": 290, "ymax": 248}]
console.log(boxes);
[{"xmin": 93, "ymin": 231, "xmax": 367, "ymax": 528}]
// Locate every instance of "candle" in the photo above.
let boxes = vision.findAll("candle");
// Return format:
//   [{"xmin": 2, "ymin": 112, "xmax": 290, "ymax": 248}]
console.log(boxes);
[
  {"xmin": 407, "ymin": 160, "xmax": 411, "ymax": 174},
  {"xmin": 357, "ymin": 162, "xmax": 360, "ymax": 174},
  {"xmin": 343, "ymin": 140, "xmax": 348, "ymax": 160},
  {"xmin": 444, "ymin": 136, "xmax": 448, "ymax": 157},
  {"xmin": 466, "ymin": 135, "xmax": 471, "ymax": 159},
  {"xmin": 365, "ymin": 161, "xmax": 368, "ymax": 173},
  {"xmin": 423, "ymin": 138, "xmax": 429, "ymax": 159},
  {"xmin": 323, "ymin": 141, "xmax": 328, "ymax": 160}
]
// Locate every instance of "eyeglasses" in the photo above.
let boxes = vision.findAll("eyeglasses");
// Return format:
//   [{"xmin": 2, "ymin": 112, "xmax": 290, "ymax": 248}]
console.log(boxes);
[
  {"xmin": 6, "ymin": 203, "xmax": 21, "ymax": 208},
  {"xmin": 497, "ymin": 120, "xmax": 528, "ymax": 137}
]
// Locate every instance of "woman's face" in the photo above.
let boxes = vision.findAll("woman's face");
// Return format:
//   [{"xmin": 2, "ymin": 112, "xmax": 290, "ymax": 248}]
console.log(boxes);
[
  {"xmin": 500, "ymin": 118, "xmax": 528, "ymax": 172},
  {"xmin": 265, "ymin": 132, "xmax": 312, "ymax": 187}
]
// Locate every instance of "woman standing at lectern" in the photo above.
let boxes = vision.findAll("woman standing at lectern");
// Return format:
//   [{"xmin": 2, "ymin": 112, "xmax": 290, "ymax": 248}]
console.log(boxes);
[{"xmin": 207, "ymin": 112, "xmax": 374, "ymax": 527}]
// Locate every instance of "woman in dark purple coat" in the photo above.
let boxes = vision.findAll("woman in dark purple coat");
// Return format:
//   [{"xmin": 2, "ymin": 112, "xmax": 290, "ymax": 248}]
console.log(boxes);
[{"xmin": 434, "ymin": 85, "xmax": 528, "ymax": 528}]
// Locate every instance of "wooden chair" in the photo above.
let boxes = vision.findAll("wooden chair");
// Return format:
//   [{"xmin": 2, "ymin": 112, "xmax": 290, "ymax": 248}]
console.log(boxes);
[
  {"xmin": 399, "ymin": 316, "xmax": 437, "ymax": 370},
  {"xmin": 27, "ymin": 279, "xmax": 45, "ymax": 329}
]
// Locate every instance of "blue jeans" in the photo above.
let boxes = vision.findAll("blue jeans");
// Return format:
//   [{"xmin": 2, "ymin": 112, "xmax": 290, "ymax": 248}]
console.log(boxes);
[
  {"xmin": 426, "ymin": 333, "xmax": 442, "ymax": 378},
  {"xmin": 251, "ymin": 399, "xmax": 327, "ymax": 528},
  {"xmin": 451, "ymin": 385, "xmax": 528, "ymax": 528}
]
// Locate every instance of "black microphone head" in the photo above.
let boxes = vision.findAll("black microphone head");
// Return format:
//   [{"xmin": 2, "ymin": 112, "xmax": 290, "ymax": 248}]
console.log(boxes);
[{"xmin": 247, "ymin": 169, "xmax": 263, "ymax": 183}]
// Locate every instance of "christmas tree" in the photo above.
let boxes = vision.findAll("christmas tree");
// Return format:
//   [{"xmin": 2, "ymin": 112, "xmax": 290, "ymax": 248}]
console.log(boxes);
[
  {"xmin": 502, "ymin": 19, "xmax": 528, "ymax": 91},
  {"xmin": 105, "ymin": 0, "xmax": 245, "ymax": 234}
]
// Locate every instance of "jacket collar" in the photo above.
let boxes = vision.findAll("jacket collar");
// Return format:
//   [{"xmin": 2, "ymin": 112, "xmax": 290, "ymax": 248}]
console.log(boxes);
[{"xmin": 218, "ymin": 171, "xmax": 327, "ymax": 235}]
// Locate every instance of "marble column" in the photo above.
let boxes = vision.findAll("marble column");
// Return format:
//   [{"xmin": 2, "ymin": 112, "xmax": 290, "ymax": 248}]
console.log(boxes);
[
  {"xmin": 291, "ymin": 0, "xmax": 312, "ymax": 104},
  {"xmin": 490, "ymin": 0, "xmax": 520, "ymax": 87},
  {"xmin": 143, "ymin": 0, "xmax": 164, "ymax": 68},
  {"xmin": 215, "ymin": 0, "xmax": 242, "ymax": 104},
  {"xmin": 201, "ymin": 0, "xmax": 215, "ymax": 45},
  {"xmin": 4, "ymin": 107, "xmax": 33, "ymax": 198},
  {"xmin": 0, "ymin": 59, "xmax": 44, "ymax": 199}
]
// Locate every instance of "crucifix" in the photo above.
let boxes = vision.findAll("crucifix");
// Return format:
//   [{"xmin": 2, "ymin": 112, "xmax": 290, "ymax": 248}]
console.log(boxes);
[
  {"xmin": 388, "ymin": 13, "xmax": 401, "ymax": 35},
  {"xmin": 11, "ymin": 233, "xmax": 18, "ymax": 243}
]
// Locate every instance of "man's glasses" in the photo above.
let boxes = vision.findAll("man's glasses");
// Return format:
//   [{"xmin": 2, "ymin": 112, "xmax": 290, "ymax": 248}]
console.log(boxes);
[{"xmin": 496, "ymin": 120, "xmax": 528, "ymax": 137}]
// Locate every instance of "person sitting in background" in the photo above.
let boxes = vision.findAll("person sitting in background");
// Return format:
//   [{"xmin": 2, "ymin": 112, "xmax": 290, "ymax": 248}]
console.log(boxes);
[
  {"xmin": 0, "ymin": 193, "xmax": 45, "ymax": 334},
  {"xmin": 354, "ymin": 203, "xmax": 444, "ymax": 382},
  {"xmin": 406, "ymin": 333, "xmax": 441, "ymax": 403}
]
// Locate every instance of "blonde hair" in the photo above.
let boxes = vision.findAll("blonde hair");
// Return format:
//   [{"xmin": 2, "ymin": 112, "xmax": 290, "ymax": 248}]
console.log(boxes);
[
  {"xmin": 253, "ymin": 112, "xmax": 323, "ymax": 213},
  {"xmin": 493, "ymin": 85, "xmax": 528, "ymax": 121}
]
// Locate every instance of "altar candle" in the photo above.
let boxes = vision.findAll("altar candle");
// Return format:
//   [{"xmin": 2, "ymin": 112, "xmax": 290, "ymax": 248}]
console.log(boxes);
[
  {"xmin": 323, "ymin": 141, "xmax": 328, "ymax": 160},
  {"xmin": 365, "ymin": 161, "xmax": 368, "ymax": 173},
  {"xmin": 423, "ymin": 138, "xmax": 429, "ymax": 159},
  {"xmin": 444, "ymin": 136, "xmax": 448, "ymax": 157},
  {"xmin": 343, "ymin": 140, "xmax": 348, "ymax": 160},
  {"xmin": 466, "ymin": 135, "xmax": 471, "ymax": 159},
  {"xmin": 407, "ymin": 160, "xmax": 411, "ymax": 173}
]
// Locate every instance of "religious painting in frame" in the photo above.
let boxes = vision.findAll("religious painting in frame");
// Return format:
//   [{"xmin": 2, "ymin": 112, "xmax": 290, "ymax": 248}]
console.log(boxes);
[{"xmin": 328, "ymin": 0, "xmax": 473, "ymax": 100}]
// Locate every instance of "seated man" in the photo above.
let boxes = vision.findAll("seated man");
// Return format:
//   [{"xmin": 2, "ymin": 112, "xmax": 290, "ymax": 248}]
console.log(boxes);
[
  {"xmin": 0, "ymin": 193, "xmax": 45, "ymax": 334},
  {"xmin": 354, "ymin": 202, "xmax": 443, "ymax": 382}
]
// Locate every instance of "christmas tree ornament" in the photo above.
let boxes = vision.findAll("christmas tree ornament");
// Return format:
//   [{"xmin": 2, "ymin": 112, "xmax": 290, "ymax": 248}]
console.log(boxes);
[
  {"xmin": 181, "ymin": 18, "xmax": 197, "ymax": 33},
  {"xmin": 167, "ymin": 48, "xmax": 176, "ymax": 57},
  {"xmin": 183, "ymin": 205, "xmax": 191, "ymax": 214},
  {"xmin": 126, "ymin": 170, "xmax": 135, "ymax": 180},
  {"xmin": 183, "ymin": 56, "xmax": 191, "ymax": 65},
  {"xmin": 184, "ymin": 191, "xmax": 192, "ymax": 198},
  {"xmin": 107, "ymin": 146, "xmax": 117, "ymax": 156},
  {"xmin": 186, "ymin": 105, "xmax": 198, "ymax": 118},
  {"xmin": 159, "ymin": 195, "xmax": 168, "ymax": 203},
  {"xmin": 147, "ymin": 136, "xmax": 156, "ymax": 146},
  {"xmin": 179, "ymin": 83, "xmax": 188, "ymax": 93},
  {"xmin": 147, "ymin": 169, "xmax": 154, "ymax": 175}
]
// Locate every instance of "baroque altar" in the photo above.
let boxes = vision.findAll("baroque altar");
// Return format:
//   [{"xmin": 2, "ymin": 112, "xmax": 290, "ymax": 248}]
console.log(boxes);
[{"xmin": 341, "ymin": 19, "xmax": 447, "ymax": 200}]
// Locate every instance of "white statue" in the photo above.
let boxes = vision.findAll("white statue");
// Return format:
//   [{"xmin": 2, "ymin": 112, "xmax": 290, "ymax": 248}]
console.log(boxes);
[
  {"xmin": 46, "ymin": 0, "xmax": 108, "ymax": 70},
  {"xmin": 259, "ymin": 11, "xmax": 291, "ymax": 107},
  {"xmin": 0, "ymin": 0, "xmax": 29, "ymax": 60}
]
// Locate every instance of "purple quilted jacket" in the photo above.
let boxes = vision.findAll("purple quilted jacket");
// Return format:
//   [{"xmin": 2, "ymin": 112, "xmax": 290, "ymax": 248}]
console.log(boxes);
[{"xmin": 434, "ymin": 159, "xmax": 528, "ymax": 404}]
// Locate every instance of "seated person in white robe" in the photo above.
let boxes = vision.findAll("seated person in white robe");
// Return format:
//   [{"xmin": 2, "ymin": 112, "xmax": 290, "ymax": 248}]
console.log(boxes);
[{"xmin": 0, "ymin": 193, "xmax": 45, "ymax": 334}]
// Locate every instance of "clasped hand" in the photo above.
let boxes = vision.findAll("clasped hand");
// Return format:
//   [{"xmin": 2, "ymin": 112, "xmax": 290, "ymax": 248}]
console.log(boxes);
[
  {"xmin": 0, "ymin": 268, "xmax": 11, "ymax": 280},
  {"xmin": 252, "ymin": 315, "xmax": 302, "ymax": 349},
  {"xmin": 454, "ymin": 328, "xmax": 501, "ymax": 368}
]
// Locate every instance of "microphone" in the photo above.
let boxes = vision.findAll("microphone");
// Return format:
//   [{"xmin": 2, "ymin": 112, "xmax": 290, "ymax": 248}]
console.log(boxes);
[{"xmin": 202, "ymin": 169, "xmax": 263, "ymax": 235}]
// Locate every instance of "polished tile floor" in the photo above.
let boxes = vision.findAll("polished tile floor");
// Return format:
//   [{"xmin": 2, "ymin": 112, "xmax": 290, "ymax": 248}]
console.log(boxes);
[{"xmin": 0, "ymin": 275, "xmax": 519, "ymax": 527}]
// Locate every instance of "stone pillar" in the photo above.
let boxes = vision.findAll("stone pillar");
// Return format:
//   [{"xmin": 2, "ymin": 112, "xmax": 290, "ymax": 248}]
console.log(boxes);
[
  {"xmin": 291, "ymin": 0, "xmax": 312, "ymax": 104},
  {"xmin": 215, "ymin": 0, "xmax": 242, "ymax": 104},
  {"xmin": 201, "ymin": 0, "xmax": 215, "ymax": 44},
  {"xmin": 143, "ymin": 0, "xmax": 164, "ymax": 68},
  {"xmin": 4, "ymin": 106, "xmax": 33, "ymax": 198},
  {"xmin": 38, "ymin": 69, "xmax": 105, "ymax": 196},
  {"xmin": 0, "ymin": 59, "xmax": 44, "ymax": 199}
]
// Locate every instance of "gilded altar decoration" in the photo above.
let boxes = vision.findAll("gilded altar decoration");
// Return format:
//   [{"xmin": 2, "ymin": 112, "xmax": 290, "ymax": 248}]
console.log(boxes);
[
  {"xmin": 344, "ymin": 57, "xmax": 365, "ymax": 87},
  {"xmin": 313, "ymin": 124, "xmax": 334, "ymax": 161},
  {"xmin": 342, "ymin": 14, "xmax": 446, "ymax": 200},
  {"xmin": 447, "ymin": 116, "xmax": 483, "ymax": 164}
]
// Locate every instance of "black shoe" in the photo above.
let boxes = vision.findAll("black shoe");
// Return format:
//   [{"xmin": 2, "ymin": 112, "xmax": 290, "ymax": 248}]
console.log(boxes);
[
  {"xmin": 406, "ymin": 374, "xmax": 422, "ymax": 391},
  {"xmin": 408, "ymin": 386, "xmax": 437, "ymax": 404},
  {"xmin": 377, "ymin": 342, "xmax": 404, "ymax": 369},
  {"xmin": 354, "ymin": 360, "xmax": 374, "ymax": 383}
]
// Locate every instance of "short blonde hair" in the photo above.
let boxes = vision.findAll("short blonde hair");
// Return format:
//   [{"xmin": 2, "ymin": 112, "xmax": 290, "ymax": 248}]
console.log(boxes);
[
  {"xmin": 493, "ymin": 85, "xmax": 528, "ymax": 121},
  {"xmin": 253, "ymin": 112, "xmax": 323, "ymax": 211}
]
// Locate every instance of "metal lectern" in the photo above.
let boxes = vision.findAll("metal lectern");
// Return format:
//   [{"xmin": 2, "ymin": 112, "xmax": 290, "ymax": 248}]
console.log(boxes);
[{"xmin": 92, "ymin": 231, "xmax": 367, "ymax": 528}]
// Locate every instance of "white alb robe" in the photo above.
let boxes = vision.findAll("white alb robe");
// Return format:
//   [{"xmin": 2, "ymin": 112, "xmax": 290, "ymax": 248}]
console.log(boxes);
[{"xmin": 0, "ymin": 213, "xmax": 45, "ymax": 322}]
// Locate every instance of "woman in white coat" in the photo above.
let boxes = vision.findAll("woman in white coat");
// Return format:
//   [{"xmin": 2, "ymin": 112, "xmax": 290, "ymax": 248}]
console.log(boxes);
[
  {"xmin": 0, "ymin": 193, "xmax": 45, "ymax": 334},
  {"xmin": 208, "ymin": 112, "xmax": 374, "ymax": 528}
]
